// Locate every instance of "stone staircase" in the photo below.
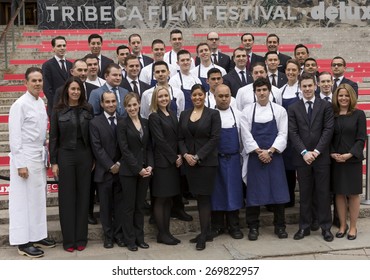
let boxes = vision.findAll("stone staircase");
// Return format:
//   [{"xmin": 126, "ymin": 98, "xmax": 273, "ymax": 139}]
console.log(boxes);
[{"xmin": 1, "ymin": 25, "xmax": 370, "ymax": 247}]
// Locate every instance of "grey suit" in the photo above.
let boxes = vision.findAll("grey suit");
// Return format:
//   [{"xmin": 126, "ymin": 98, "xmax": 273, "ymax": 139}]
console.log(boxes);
[
  {"xmin": 288, "ymin": 97, "xmax": 334, "ymax": 230},
  {"xmin": 88, "ymin": 84, "xmax": 129, "ymax": 116}
]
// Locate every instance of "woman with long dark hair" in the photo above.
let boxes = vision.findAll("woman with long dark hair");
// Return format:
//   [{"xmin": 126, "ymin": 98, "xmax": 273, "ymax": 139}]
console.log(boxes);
[{"xmin": 49, "ymin": 76, "xmax": 94, "ymax": 252}]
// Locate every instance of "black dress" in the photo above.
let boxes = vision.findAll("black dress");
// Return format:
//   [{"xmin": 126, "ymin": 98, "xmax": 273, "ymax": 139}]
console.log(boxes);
[{"xmin": 331, "ymin": 109, "xmax": 366, "ymax": 195}]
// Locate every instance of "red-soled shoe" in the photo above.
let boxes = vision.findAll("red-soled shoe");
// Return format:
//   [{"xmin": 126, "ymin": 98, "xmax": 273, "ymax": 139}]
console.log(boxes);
[
  {"xmin": 65, "ymin": 247, "xmax": 75, "ymax": 253},
  {"xmin": 76, "ymin": 246, "xmax": 86, "ymax": 251}
]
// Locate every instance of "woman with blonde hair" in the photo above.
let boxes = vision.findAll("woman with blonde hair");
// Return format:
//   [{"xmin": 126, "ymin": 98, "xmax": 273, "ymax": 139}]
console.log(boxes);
[{"xmin": 331, "ymin": 84, "xmax": 366, "ymax": 240}]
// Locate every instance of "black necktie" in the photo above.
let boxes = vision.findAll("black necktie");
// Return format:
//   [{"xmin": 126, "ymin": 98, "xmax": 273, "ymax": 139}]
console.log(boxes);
[
  {"xmin": 333, "ymin": 78, "xmax": 339, "ymax": 92},
  {"xmin": 132, "ymin": 80, "xmax": 139, "ymax": 95},
  {"xmin": 240, "ymin": 70, "xmax": 247, "ymax": 86},
  {"xmin": 307, "ymin": 101, "xmax": 313, "ymax": 122},
  {"xmin": 212, "ymin": 53, "xmax": 218, "ymax": 65},
  {"xmin": 324, "ymin": 96, "xmax": 330, "ymax": 102},
  {"xmin": 60, "ymin": 59, "xmax": 67, "ymax": 76},
  {"xmin": 108, "ymin": 116, "xmax": 116, "ymax": 133},
  {"xmin": 271, "ymin": 74, "xmax": 277, "ymax": 87}
]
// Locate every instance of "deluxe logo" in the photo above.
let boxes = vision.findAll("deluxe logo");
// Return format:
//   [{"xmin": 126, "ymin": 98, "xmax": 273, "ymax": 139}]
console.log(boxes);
[{"xmin": 311, "ymin": 2, "xmax": 370, "ymax": 20}]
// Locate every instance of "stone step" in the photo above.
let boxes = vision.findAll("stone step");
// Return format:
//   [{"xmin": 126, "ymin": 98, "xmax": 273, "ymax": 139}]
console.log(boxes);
[{"xmin": 0, "ymin": 141, "xmax": 9, "ymax": 153}]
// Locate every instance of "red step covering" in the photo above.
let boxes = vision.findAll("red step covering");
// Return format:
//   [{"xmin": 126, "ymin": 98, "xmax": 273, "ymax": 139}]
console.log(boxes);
[
  {"xmin": 0, "ymin": 156, "xmax": 9, "ymax": 165},
  {"xmin": 0, "ymin": 85, "xmax": 26, "ymax": 92},
  {"xmin": 357, "ymin": 103, "xmax": 370, "ymax": 110},
  {"xmin": 359, "ymin": 89, "xmax": 370, "ymax": 95},
  {"xmin": 9, "ymin": 59, "xmax": 47, "ymax": 65},
  {"xmin": 0, "ymin": 115, "xmax": 9, "ymax": 123},
  {"xmin": 22, "ymin": 32, "xmax": 42, "ymax": 37},
  {"xmin": 41, "ymin": 40, "xmax": 129, "ymax": 45},
  {"xmin": 3, "ymin": 74, "xmax": 24, "ymax": 80},
  {"xmin": 193, "ymin": 33, "xmax": 268, "ymax": 37},
  {"xmin": 40, "ymin": 29, "xmax": 121, "ymax": 35}
]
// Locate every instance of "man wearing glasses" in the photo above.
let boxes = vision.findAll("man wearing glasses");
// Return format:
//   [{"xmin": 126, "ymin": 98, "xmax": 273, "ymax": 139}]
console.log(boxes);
[
  {"xmin": 331, "ymin": 56, "xmax": 358, "ymax": 97},
  {"xmin": 195, "ymin": 32, "xmax": 232, "ymax": 73}
]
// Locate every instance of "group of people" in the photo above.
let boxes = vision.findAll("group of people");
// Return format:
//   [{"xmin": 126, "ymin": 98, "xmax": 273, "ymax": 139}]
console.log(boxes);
[{"xmin": 8, "ymin": 30, "xmax": 366, "ymax": 257}]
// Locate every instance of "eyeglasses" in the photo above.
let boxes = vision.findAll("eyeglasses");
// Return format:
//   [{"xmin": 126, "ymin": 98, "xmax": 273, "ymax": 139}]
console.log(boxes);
[
  {"xmin": 331, "ymin": 63, "xmax": 344, "ymax": 67},
  {"xmin": 208, "ymin": 38, "xmax": 220, "ymax": 41}
]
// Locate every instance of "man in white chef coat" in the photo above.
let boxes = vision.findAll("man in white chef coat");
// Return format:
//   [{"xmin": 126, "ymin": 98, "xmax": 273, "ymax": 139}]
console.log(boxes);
[{"xmin": 8, "ymin": 67, "xmax": 56, "ymax": 258}]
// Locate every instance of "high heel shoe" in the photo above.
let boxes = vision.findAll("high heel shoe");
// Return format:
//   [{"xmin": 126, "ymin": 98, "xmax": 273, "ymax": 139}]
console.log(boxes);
[
  {"xmin": 65, "ymin": 247, "xmax": 75, "ymax": 253},
  {"xmin": 157, "ymin": 235, "xmax": 178, "ymax": 245},
  {"xmin": 335, "ymin": 224, "xmax": 349, "ymax": 238},
  {"xmin": 347, "ymin": 229, "xmax": 357, "ymax": 240},
  {"xmin": 76, "ymin": 245, "xmax": 86, "ymax": 251},
  {"xmin": 168, "ymin": 234, "xmax": 181, "ymax": 244}
]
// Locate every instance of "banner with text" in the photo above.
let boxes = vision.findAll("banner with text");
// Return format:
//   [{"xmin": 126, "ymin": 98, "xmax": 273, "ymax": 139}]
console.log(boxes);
[{"xmin": 38, "ymin": 0, "xmax": 370, "ymax": 30}]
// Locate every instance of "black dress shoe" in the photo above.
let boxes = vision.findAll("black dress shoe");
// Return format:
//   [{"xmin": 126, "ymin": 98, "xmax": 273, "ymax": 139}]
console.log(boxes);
[
  {"xmin": 293, "ymin": 228, "xmax": 310, "ymax": 240},
  {"xmin": 169, "ymin": 235, "xmax": 181, "ymax": 244},
  {"xmin": 310, "ymin": 221, "xmax": 320, "ymax": 231},
  {"xmin": 88, "ymin": 214, "xmax": 97, "ymax": 225},
  {"xmin": 18, "ymin": 245, "xmax": 44, "ymax": 258},
  {"xmin": 335, "ymin": 224, "xmax": 349, "ymax": 238},
  {"xmin": 229, "ymin": 229, "xmax": 244, "ymax": 239},
  {"xmin": 274, "ymin": 228, "xmax": 288, "ymax": 239},
  {"xmin": 322, "ymin": 229, "xmax": 334, "ymax": 242},
  {"xmin": 347, "ymin": 229, "xmax": 357, "ymax": 240},
  {"xmin": 171, "ymin": 211, "xmax": 193, "ymax": 221},
  {"xmin": 127, "ymin": 244, "xmax": 138, "ymax": 251},
  {"xmin": 104, "ymin": 238, "xmax": 114, "ymax": 249},
  {"xmin": 196, "ymin": 239, "xmax": 206, "ymax": 250},
  {"xmin": 33, "ymin": 238, "xmax": 56, "ymax": 248},
  {"xmin": 136, "ymin": 241, "xmax": 149, "ymax": 249},
  {"xmin": 114, "ymin": 238, "xmax": 125, "ymax": 247},
  {"xmin": 189, "ymin": 234, "xmax": 213, "ymax": 243},
  {"xmin": 248, "ymin": 228, "xmax": 259, "ymax": 241}
]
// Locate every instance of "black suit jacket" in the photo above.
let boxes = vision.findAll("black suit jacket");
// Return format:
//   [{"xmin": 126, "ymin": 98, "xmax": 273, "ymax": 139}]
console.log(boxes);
[
  {"xmin": 247, "ymin": 53, "xmax": 265, "ymax": 72},
  {"xmin": 142, "ymin": 55, "xmax": 154, "ymax": 67},
  {"xmin": 223, "ymin": 69, "xmax": 253, "ymax": 97},
  {"xmin": 288, "ymin": 98, "xmax": 334, "ymax": 167},
  {"xmin": 277, "ymin": 52, "xmax": 292, "ymax": 73},
  {"xmin": 119, "ymin": 78, "xmax": 151, "ymax": 98},
  {"xmin": 117, "ymin": 116, "xmax": 154, "ymax": 176},
  {"xmin": 178, "ymin": 107, "xmax": 221, "ymax": 166},
  {"xmin": 42, "ymin": 57, "xmax": 72, "ymax": 116},
  {"xmin": 274, "ymin": 72, "xmax": 288, "ymax": 88},
  {"xmin": 340, "ymin": 77, "xmax": 359, "ymax": 97},
  {"xmin": 89, "ymin": 114, "xmax": 122, "ymax": 182},
  {"xmin": 195, "ymin": 51, "xmax": 232, "ymax": 73},
  {"xmin": 148, "ymin": 110, "xmax": 179, "ymax": 168},
  {"xmin": 99, "ymin": 55, "xmax": 114, "ymax": 79}
]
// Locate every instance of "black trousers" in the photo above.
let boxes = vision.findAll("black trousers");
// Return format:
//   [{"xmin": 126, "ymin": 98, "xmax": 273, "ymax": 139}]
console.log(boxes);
[
  {"xmin": 97, "ymin": 175, "xmax": 123, "ymax": 240},
  {"xmin": 246, "ymin": 204, "xmax": 286, "ymax": 229},
  {"xmin": 120, "ymin": 175, "xmax": 150, "ymax": 246},
  {"xmin": 296, "ymin": 164, "xmax": 332, "ymax": 230},
  {"xmin": 211, "ymin": 210, "xmax": 240, "ymax": 231},
  {"xmin": 58, "ymin": 145, "xmax": 92, "ymax": 249}
]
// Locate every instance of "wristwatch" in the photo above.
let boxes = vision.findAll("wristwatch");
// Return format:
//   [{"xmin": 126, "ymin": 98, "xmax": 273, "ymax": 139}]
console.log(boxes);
[
  {"xmin": 193, "ymin": 154, "xmax": 200, "ymax": 161},
  {"xmin": 267, "ymin": 149, "xmax": 273, "ymax": 156}
]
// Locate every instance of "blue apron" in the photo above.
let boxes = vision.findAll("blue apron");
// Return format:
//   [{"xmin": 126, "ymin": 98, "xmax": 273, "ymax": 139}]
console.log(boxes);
[
  {"xmin": 212, "ymin": 108, "xmax": 243, "ymax": 211},
  {"xmin": 169, "ymin": 86, "xmax": 178, "ymax": 114},
  {"xmin": 246, "ymin": 103, "xmax": 289, "ymax": 206},
  {"xmin": 179, "ymin": 72, "xmax": 193, "ymax": 110},
  {"xmin": 150, "ymin": 64, "xmax": 157, "ymax": 87},
  {"xmin": 281, "ymin": 84, "xmax": 300, "ymax": 170},
  {"xmin": 198, "ymin": 64, "xmax": 210, "ymax": 92}
]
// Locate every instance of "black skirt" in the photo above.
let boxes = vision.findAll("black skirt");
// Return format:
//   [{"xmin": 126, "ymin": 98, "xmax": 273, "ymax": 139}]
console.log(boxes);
[
  {"xmin": 152, "ymin": 164, "xmax": 181, "ymax": 197},
  {"xmin": 331, "ymin": 161, "xmax": 363, "ymax": 195},
  {"xmin": 186, "ymin": 164, "xmax": 217, "ymax": 195}
]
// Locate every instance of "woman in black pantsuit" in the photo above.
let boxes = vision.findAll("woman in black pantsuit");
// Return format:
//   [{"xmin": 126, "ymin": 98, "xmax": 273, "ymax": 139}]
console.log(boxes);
[
  {"xmin": 178, "ymin": 84, "xmax": 221, "ymax": 250},
  {"xmin": 50, "ymin": 76, "xmax": 93, "ymax": 252},
  {"xmin": 117, "ymin": 93, "xmax": 154, "ymax": 251},
  {"xmin": 148, "ymin": 86, "xmax": 182, "ymax": 245},
  {"xmin": 331, "ymin": 84, "xmax": 366, "ymax": 240}
]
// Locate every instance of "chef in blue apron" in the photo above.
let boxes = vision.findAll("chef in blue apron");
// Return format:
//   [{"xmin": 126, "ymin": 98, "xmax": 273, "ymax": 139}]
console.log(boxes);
[
  {"xmin": 211, "ymin": 84, "xmax": 244, "ymax": 239},
  {"xmin": 240, "ymin": 77, "xmax": 290, "ymax": 241}
]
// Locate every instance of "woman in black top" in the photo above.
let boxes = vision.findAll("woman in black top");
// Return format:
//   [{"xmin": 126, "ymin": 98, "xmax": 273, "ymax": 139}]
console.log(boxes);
[
  {"xmin": 49, "ymin": 76, "xmax": 93, "ymax": 252},
  {"xmin": 149, "ymin": 86, "xmax": 182, "ymax": 245},
  {"xmin": 117, "ymin": 93, "xmax": 154, "ymax": 251},
  {"xmin": 331, "ymin": 84, "xmax": 366, "ymax": 240},
  {"xmin": 178, "ymin": 84, "xmax": 221, "ymax": 250}
]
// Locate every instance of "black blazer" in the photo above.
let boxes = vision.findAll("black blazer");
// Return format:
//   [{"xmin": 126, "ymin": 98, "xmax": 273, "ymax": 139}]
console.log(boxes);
[
  {"xmin": 288, "ymin": 98, "xmax": 334, "ymax": 167},
  {"xmin": 195, "ymin": 51, "xmax": 232, "ymax": 73},
  {"xmin": 142, "ymin": 54, "xmax": 154, "ymax": 67},
  {"xmin": 99, "ymin": 55, "xmax": 114, "ymax": 79},
  {"xmin": 49, "ymin": 104, "xmax": 93, "ymax": 164},
  {"xmin": 178, "ymin": 107, "xmax": 221, "ymax": 166},
  {"xmin": 247, "ymin": 53, "xmax": 265, "ymax": 72},
  {"xmin": 149, "ymin": 110, "xmax": 179, "ymax": 168},
  {"xmin": 119, "ymin": 78, "xmax": 151, "ymax": 98},
  {"xmin": 89, "ymin": 114, "xmax": 122, "ymax": 182},
  {"xmin": 277, "ymin": 52, "xmax": 292, "ymax": 73},
  {"xmin": 223, "ymin": 69, "xmax": 253, "ymax": 97},
  {"xmin": 117, "ymin": 116, "xmax": 154, "ymax": 176},
  {"xmin": 42, "ymin": 57, "xmax": 73, "ymax": 116},
  {"xmin": 275, "ymin": 72, "xmax": 288, "ymax": 88}
]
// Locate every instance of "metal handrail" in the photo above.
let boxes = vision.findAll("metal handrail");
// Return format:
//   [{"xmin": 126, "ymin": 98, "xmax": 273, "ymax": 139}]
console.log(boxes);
[
  {"xmin": 361, "ymin": 134, "xmax": 370, "ymax": 204},
  {"xmin": 0, "ymin": 0, "xmax": 26, "ymax": 69}
]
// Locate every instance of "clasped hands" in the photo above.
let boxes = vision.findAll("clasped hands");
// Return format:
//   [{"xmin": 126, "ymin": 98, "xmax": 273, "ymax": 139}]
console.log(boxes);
[
  {"xmin": 255, "ymin": 148, "xmax": 272, "ymax": 164},
  {"xmin": 139, "ymin": 166, "xmax": 153, "ymax": 177},
  {"xmin": 303, "ymin": 151, "xmax": 319, "ymax": 165},
  {"xmin": 331, "ymin": 153, "xmax": 352, "ymax": 163}
]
